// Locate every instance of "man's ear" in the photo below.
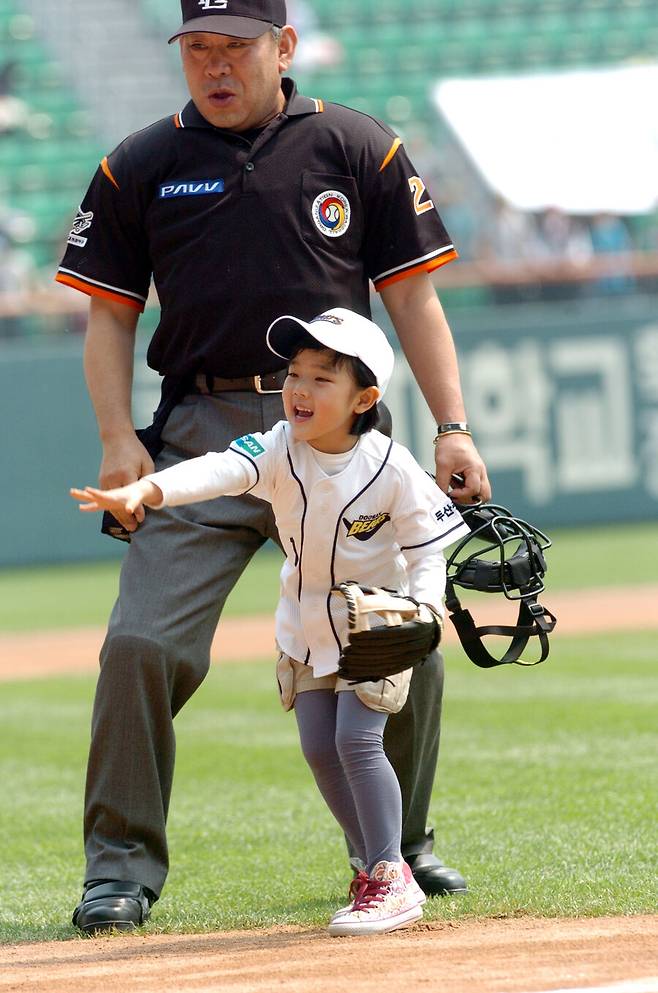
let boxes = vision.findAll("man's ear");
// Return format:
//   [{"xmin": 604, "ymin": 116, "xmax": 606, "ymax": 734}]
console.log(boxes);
[
  {"xmin": 354, "ymin": 386, "xmax": 381, "ymax": 414},
  {"xmin": 278, "ymin": 25, "xmax": 298, "ymax": 73}
]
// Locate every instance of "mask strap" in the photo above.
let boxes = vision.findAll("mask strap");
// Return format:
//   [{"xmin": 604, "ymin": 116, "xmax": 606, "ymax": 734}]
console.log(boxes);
[{"xmin": 445, "ymin": 582, "xmax": 557, "ymax": 668}]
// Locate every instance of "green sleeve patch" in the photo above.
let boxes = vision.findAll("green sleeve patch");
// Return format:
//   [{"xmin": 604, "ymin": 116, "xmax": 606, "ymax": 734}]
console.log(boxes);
[{"xmin": 234, "ymin": 434, "xmax": 266, "ymax": 458}]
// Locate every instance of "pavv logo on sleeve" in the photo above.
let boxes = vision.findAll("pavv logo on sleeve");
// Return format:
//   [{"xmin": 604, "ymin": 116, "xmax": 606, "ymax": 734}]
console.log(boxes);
[
  {"xmin": 159, "ymin": 180, "xmax": 225, "ymax": 199},
  {"xmin": 234, "ymin": 435, "xmax": 266, "ymax": 458}
]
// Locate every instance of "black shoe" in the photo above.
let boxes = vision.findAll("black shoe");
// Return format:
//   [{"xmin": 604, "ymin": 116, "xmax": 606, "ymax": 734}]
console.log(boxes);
[
  {"xmin": 405, "ymin": 853, "xmax": 468, "ymax": 896},
  {"xmin": 72, "ymin": 880, "xmax": 156, "ymax": 934}
]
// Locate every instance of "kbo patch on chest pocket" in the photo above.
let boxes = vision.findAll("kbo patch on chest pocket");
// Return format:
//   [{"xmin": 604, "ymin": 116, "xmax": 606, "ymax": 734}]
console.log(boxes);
[{"xmin": 311, "ymin": 190, "xmax": 351, "ymax": 237}]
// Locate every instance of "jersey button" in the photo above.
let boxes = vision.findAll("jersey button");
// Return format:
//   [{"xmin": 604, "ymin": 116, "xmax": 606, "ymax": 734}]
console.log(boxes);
[{"xmin": 245, "ymin": 161, "xmax": 255, "ymax": 172}]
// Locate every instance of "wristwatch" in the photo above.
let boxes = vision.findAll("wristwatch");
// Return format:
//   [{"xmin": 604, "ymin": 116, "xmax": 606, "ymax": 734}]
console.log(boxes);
[{"xmin": 433, "ymin": 422, "xmax": 471, "ymax": 442}]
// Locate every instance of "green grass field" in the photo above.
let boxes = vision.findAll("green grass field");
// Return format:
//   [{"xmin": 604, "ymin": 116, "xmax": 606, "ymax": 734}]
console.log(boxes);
[
  {"xmin": 1, "ymin": 631, "xmax": 656, "ymax": 943},
  {"xmin": 0, "ymin": 522, "xmax": 656, "ymax": 943},
  {"xmin": 1, "ymin": 521, "xmax": 657, "ymax": 633}
]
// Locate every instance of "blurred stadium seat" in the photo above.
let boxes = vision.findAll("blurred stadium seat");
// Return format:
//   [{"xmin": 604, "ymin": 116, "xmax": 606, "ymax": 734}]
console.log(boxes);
[
  {"xmin": 0, "ymin": 2, "xmax": 103, "ymax": 270},
  {"xmin": 306, "ymin": 0, "xmax": 658, "ymax": 121}
]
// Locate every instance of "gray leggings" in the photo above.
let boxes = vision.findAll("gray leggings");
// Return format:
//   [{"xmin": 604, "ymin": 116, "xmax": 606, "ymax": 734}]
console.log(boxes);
[{"xmin": 294, "ymin": 690, "xmax": 402, "ymax": 872}]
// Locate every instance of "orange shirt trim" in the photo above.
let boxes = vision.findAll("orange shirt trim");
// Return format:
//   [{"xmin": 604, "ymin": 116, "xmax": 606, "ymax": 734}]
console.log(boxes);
[
  {"xmin": 374, "ymin": 250, "xmax": 458, "ymax": 290},
  {"xmin": 55, "ymin": 273, "xmax": 145, "ymax": 311},
  {"xmin": 100, "ymin": 156, "xmax": 120, "ymax": 191},
  {"xmin": 379, "ymin": 138, "xmax": 402, "ymax": 173}
]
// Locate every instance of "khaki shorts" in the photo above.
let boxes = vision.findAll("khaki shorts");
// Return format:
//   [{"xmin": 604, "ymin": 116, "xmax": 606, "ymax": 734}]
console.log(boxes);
[{"xmin": 276, "ymin": 652, "xmax": 411, "ymax": 715}]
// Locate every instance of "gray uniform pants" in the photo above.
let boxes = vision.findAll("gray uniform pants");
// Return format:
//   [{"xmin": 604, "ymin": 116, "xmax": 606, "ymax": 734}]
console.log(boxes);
[{"xmin": 83, "ymin": 389, "xmax": 443, "ymax": 896}]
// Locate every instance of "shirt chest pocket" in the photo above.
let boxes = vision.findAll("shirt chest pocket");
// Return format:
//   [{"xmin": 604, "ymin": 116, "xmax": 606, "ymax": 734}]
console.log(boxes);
[{"xmin": 301, "ymin": 172, "xmax": 363, "ymax": 252}]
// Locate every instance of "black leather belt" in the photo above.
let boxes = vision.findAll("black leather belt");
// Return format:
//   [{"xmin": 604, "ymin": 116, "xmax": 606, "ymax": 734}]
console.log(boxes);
[{"xmin": 195, "ymin": 370, "xmax": 287, "ymax": 395}]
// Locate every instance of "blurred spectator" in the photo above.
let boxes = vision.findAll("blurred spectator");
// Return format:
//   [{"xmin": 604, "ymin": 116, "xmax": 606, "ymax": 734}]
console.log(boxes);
[
  {"xmin": 287, "ymin": 1, "xmax": 343, "ymax": 73},
  {"xmin": 534, "ymin": 206, "xmax": 593, "ymax": 300},
  {"xmin": 477, "ymin": 195, "xmax": 544, "ymax": 303},
  {"xmin": 0, "ymin": 60, "xmax": 28, "ymax": 135},
  {"xmin": 0, "ymin": 224, "xmax": 38, "ymax": 337},
  {"xmin": 589, "ymin": 212, "xmax": 636, "ymax": 294},
  {"xmin": 536, "ymin": 206, "xmax": 593, "ymax": 264},
  {"xmin": 631, "ymin": 207, "xmax": 658, "ymax": 252}
]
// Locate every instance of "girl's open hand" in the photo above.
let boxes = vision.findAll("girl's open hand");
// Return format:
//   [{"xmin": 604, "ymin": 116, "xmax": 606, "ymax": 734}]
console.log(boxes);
[{"xmin": 70, "ymin": 479, "xmax": 162, "ymax": 531}]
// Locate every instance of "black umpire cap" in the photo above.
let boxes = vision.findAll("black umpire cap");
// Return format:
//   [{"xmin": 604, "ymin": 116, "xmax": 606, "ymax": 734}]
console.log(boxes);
[{"xmin": 169, "ymin": 0, "xmax": 287, "ymax": 43}]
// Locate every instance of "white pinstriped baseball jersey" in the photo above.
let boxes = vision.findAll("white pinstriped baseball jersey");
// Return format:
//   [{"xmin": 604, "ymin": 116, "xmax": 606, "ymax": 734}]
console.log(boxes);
[{"xmin": 148, "ymin": 421, "xmax": 470, "ymax": 676}]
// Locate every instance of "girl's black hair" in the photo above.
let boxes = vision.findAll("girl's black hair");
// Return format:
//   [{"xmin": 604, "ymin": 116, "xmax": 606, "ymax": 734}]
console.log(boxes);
[{"xmin": 288, "ymin": 336, "xmax": 380, "ymax": 435}]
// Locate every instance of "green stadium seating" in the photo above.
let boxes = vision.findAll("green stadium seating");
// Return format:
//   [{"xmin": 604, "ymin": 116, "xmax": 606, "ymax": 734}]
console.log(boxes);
[
  {"xmin": 0, "ymin": 2, "xmax": 103, "ymax": 274},
  {"xmin": 303, "ymin": 0, "xmax": 658, "ymax": 125},
  {"xmin": 1, "ymin": 0, "xmax": 656, "ymax": 302}
]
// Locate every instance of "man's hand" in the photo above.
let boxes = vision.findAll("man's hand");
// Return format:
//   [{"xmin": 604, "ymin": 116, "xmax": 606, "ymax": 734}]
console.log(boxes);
[
  {"xmin": 434, "ymin": 432, "xmax": 492, "ymax": 504},
  {"xmin": 70, "ymin": 477, "xmax": 163, "ymax": 531},
  {"xmin": 380, "ymin": 275, "xmax": 492, "ymax": 505},
  {"xmin": 95, "ymin": 434, "xmax": 156, "ymax": 529}
]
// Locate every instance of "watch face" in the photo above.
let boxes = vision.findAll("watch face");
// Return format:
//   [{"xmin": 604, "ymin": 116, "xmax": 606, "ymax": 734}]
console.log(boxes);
[{"xmin": 437, "ymin": 422, "xmax": 469, "ymax": 433}]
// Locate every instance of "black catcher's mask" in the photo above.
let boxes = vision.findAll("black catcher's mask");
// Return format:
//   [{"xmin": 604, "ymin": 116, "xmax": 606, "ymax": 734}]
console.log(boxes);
[{"xmin": 445, "ymin": 502, "xmax": 557, "ymax": 668}]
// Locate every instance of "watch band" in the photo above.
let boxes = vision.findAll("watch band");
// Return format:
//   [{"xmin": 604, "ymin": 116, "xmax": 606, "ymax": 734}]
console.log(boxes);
[
  {"xmin": 436, "ymin": 422, "xmax": 470, "ymax": 434},
  {"xmin": 434, "ymin": 422, "xmax": 471, "ymax": 442}
]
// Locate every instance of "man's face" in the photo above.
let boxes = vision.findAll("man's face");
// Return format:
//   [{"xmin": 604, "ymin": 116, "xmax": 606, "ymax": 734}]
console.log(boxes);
[{"xmin": 180, "ymin": 27, "xmax": 296, "ymax": 131}]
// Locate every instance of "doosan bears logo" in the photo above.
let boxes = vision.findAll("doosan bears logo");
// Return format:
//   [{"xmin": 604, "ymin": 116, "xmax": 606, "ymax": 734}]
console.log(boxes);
[{"xmin": 343, "ymin": 512, "xmax": 390, "ymax": 541}]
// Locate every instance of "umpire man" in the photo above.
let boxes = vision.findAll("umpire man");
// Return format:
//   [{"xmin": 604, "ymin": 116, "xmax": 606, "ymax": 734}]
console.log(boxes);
[{"xmin": 56, "ymin": 0, "xmax": 491, "ymax": 933}]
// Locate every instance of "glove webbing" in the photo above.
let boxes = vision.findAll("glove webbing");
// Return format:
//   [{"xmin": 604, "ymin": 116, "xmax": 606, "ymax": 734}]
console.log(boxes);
[{"xmin": 341, "ymin": 619, "xmax": 441, "ymax": 661}]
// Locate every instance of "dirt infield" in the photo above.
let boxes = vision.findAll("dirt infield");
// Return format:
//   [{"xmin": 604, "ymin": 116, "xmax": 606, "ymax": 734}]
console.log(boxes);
[
  {"xmin": 2, "ymin": 585, "xmax": 657, "ymax": 991},
  {"xmin": 1, "ymin": 917, "xmax": 657, "ymax": 993},
  {"xmin": 2, "ymin": 583, "xmax": 658, "ymax": 682}
]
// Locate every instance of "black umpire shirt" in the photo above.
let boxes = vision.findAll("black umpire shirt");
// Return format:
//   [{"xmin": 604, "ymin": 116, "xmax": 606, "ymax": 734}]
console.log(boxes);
[{"xmin": 56, "ymin": 78, "xmax": 457, "ymax": 379}]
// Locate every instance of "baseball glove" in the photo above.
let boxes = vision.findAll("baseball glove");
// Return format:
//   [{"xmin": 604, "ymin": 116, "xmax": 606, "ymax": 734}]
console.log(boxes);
[{"xmin": 331, "ymin": 582, "xmax": 442, "ymax": 682}]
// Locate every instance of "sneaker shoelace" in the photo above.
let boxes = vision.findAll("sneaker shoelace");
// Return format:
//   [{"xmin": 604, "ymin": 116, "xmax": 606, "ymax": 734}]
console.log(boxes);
[
  {"xmin": 348, "ymin": 870, "xmax": 369, "ymax": 904},
  {"xmin": 350, "ymin": 871, "xmax": 391, "ymax": 911}
]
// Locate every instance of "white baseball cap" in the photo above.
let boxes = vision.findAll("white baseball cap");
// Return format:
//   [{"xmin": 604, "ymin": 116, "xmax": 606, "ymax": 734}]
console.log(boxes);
[{"xmin": 266, "ymin": 308, "xmax": 395, "ymax": 397}]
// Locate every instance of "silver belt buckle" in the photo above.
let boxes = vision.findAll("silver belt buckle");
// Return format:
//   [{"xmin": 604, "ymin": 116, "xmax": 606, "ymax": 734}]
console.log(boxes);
[{"xmin": 254, "ymin": 374, "xmax": 283, "ymax": 394}]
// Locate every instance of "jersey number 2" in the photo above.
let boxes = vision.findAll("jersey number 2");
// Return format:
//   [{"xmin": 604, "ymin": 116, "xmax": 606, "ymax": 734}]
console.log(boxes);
[{"xmin": 408, "ymin": 176, "xmax": 434, "ymax": 215}]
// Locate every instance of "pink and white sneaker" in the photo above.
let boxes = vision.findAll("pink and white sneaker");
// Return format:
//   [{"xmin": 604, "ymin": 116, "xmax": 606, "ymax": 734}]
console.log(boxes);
[
  {"xmin": 328, "ymin": 860, "xmax": 424, "ymax": 935},
  {"xmin": 330, "ymin": 862, "xmax": 426, "ymax": 924},
  {"xmin": 403, "ymin": 861, "xmax": 427, "ymax": 909}
]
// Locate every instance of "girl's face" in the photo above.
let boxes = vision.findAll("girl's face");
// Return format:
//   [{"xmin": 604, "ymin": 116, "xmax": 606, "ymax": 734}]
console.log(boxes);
[{"xmin": 282, "ymin": 348, "xmax": 379, "ymax": 453}]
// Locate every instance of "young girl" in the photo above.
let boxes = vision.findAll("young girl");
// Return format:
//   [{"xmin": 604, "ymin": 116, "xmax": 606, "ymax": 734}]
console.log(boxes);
[{"xmin": 71, "ymin": 307, "xmax": 470, "ymax": 936}]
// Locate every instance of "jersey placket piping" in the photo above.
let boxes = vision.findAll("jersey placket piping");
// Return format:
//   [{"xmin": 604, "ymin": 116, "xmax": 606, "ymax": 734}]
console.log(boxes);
[
  {"xmin": 285, "ymin": 441, "xmax": 307, "ymax": 603},
  {"xmin": 285, "ymin": 441, "xmax": 312, "ymax": 666},
  {"xmin": 325, "ymin": 438, "xmax": 394, "ymax": 653}
]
